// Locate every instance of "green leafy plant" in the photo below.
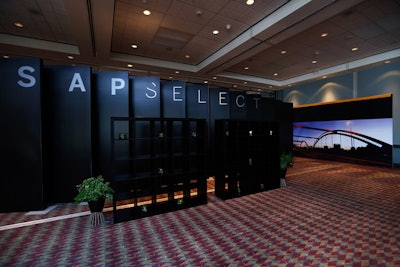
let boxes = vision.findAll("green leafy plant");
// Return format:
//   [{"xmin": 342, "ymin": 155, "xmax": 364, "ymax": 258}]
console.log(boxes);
[
  {"xmin": 280, "ymin": 152, "xmax": 294, "ymax": 170},
  {"xmin": 74, "ymin": 175, "xmax": 114, "ymax": 203}
]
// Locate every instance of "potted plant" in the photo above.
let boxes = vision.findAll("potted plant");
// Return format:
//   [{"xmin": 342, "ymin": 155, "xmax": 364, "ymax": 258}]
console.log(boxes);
[
  {"xmin": 74, "ymin": 175, "xmax": 114, "ymax": 213},
  {"xmin": 280, "ymin": 152, "xmax": 294, "ymax": 187}
]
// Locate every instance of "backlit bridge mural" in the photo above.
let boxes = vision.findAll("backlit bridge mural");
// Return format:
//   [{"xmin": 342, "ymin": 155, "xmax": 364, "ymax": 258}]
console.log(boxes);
[{"xmin": 293, "ymin": 120, "xmax": 392, "ymax": 167}]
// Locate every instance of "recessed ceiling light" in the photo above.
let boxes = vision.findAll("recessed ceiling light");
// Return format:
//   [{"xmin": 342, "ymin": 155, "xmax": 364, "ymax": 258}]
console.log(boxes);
[
  {"xmin": 244, "ymin": 66, "xmax": 249, "ymax": 70},
  {"xmin": 321, "ymin": 33, "xmax": 328, "ymax": 37},
  {"xmin": 274, "ymin": 73, "xmax": 278, "ymax": 76},
  {"xmin": 127, "ymin": 64, "xmax": 133, "ymax": 68},
  {"xmin": 212, "ymin": 30, "xmax": 219, "ymax": 35},
  {"xmin": 67, "ymin": 55, "xmax": 74, "ymax": 60},
  {"xmin": 233, "ymin": 85, "xmax": 237, "ymax": 88},
  {"xmin": 143, "ymin": 9, "xmax": 151, "ymax": 15},
  {"xmin": 243, "ymin": 81, "xmax": 247, "ymax": 84},
  {"xmin": 322, "ymin": 76, "xmax": 327, "ymax": 79},
  {"xmin": 385, "ymin": 60, "xmax": 391, "ymax": 64},
  {"xmin": 312, "ymin": 60, "xmax": 317, "ymax": 64},
  {"xmin": 14, "ymin": 22, "xmax": 23, "ymax": 28},
  {"xmin": 175, "ymin": 71, "xmax": 180, "ymax": 74},
  {"xmin": 3, "ymin": 55, "xmax": 10, "ymax": 59},
  {"xmin": 131, "ymin": 44, "xmax": 138, "ymax": 49},
  {"xmin": 213, "ymin": 76, "xmax": 217, "ymax": 80},
  {"xmin": 185, "ymin": 54, "xmax": 190, "ymax": 58},
  {"xmin": 351, "ymin": 47, "xmax": 358, "ymax": 51},
  {"xmin": 204, "ymin": 80, "xmax": 208, "ymax": 84},
  {"xmin": 246, "ymin": 0, "xmax": 255, "ymax": 5},
  {"xmin": 281, "ymin": 50, "xmax": 287, "ymax": 54}
]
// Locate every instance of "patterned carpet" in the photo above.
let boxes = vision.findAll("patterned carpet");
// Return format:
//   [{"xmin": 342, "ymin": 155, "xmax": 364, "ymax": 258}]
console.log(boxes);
[{"xmin": 1, "ymin": 157, "xmax": 400, "ymax": 266}]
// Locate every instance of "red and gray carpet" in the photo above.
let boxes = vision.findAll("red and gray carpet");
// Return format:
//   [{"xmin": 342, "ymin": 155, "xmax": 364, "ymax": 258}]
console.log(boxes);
[{"xmin": 1, "ymin": 157, "xmax": 400, "ymax": 266}]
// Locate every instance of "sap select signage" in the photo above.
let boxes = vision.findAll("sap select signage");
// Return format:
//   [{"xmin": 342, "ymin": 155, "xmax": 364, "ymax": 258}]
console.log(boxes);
[
  {"xmin": 8, "ymin": 57, "xmax": 276, "ymax": 120},
  {"xmin": 2, "ymin": 58, "xmax": 292, "ymax": 209}
]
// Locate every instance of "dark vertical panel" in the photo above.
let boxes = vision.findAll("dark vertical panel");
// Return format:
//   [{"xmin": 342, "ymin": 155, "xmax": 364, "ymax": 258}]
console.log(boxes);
[
  {"xmin": 186, "ymin": 83, "xmax": 209, "ymax": 119},
  {"xmin": 161, "ymin": 80, "xmax": 186, "ymax": 118},
  {"xmin": 92, "ymin": 71, "xmax": 129, "ymax": 179},
  {"xmin": 246, "ymin": 96, "xmax": 280, "ymax": 121},
  {"xmin": 130, "ymin": 77, "xmax": 160, "ymax": 186},
  {"xmin": 246, "ymin": 95, "xmax": 263, "ymax": 120},
  {"xmin": 277, "ymin": 101, "xmax": 293, "ymax": 153},
  {"xmin": 209, "ymin": 87, "xmax": 230, "ymax": 175},
  {"xmin": 230, "ymin": 91, "xmax": 247, "ymax": 120},
  {"xmin": 43, "ymin": 65, "xmax": 92, "ymax": 203},
  {"xmin": 209, "ymin": 87, "xmax": 230, "ymax": 123},
  {"xmin": 186, "ymin": 83, "xmax": 209, "ymax": 175},
  {"xmin": 260, "ymin": 97, "xmax": 278, "ymax": 121},
  {"xmin": 247, "ymin": 95, "xmax": 293, "ymax": 152},
  {"xmin": 0, "ymin": 58, "xmax": 44, "ymax": 211},
  {"xmin": 131, "ymin": 76, "xmax": 160, "ymax": 118}
]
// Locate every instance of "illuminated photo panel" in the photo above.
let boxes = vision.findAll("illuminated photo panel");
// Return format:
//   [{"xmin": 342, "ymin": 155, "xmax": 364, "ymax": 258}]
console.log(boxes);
[
  {"xmin": 293, "ymin": 95, "xmax": 392, "ymax": 167},
  {"xmin": 294, "ymin": 118, "xmax": 392, "ymax": 166}
]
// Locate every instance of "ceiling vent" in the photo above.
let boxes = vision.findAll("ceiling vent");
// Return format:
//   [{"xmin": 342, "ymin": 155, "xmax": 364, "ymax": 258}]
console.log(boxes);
[{"xmin": 152, "ymin": 27, "xmax": 194, "ymax": 49}]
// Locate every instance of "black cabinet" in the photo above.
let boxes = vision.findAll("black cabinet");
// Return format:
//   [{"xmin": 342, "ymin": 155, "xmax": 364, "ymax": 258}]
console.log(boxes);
[
  {"xmin": 214, "ymin": 120, "xmax": 279, "ymax": 199},
  {"xmin": 0, "ymin": 58, "xmax": 45, "ymax": 212},
  {"xmin": 111, "ymin": 117, "xmax": 207, "ymax": 223}
]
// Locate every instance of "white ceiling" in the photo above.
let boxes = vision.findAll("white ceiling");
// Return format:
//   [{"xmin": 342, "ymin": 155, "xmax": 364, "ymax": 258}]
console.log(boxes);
[{"xmin": 0, "ymin": 0, "xmax": 399, "ymax": 92}]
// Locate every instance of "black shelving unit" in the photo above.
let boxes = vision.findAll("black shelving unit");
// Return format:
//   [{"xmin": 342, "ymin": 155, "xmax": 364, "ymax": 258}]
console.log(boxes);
[
  {"xmin": 214, "ymin": 119, "xmax": 279, "ymax": 199},
  {"xmin": 111, "ymin": 117, "xmax": 207, "ymax": 223}
]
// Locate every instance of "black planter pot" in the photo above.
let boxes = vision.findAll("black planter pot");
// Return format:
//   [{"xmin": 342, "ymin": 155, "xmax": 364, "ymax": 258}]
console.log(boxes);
[{"xmin": 88, "ymin": 198, "xmax": 105, "ymax": 213}]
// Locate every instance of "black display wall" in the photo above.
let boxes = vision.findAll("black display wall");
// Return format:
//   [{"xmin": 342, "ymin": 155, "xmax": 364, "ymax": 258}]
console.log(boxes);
[
  {"xmin": 247, "ymin": 95, "xmax": 267, "ymax": 121},
  {"xmin": 110, "ymin": 117, "xmax": 208, "ymax": 222},
  {"xmin": 230, "ymin": 91, "xmax": 247, "ymax": 120},
  {"xmin": 209, "ymin": 87, "xmax": 230, "ymax": 173},
  {"xmin": 92, "ymin": 71, "xmax": 129, "ymax": 179},
  {"xmin": 161, "ymin": 81, "xmax": 186, "ymax": 118},
  {"xmin": 209, "ymin": 87, "xmax": 230, "ymax": 122},
  {"xmin": 247, "ymin": 95, "xmax": 293, "ymax": 152},
  {"xmin": 0, "ymin": 58, "xmax": 45, "ymax": 212},
  {"xmin": 186, "ymin": 83, "xmax": 209, "ymax": 119},
  {"xmin": 131, "ymin": 76, "xmax": 160, "ymax": 118},
  {"xmin": 214, "ymin": 120, "xmax": 280, "ymax": 199},
  {"xmin": 277, "ymin": 100, "xmax": 294, "ymax": 153},
  {"xmin": 185, "ymin": 83, "xmax": 210, "ymax": 169},
  {"xmin": 43, "ymin": 65, "xmax": 92, "ymax": 203},
  {"xmin": 1, "ymin": 57, "xmax": 293, "ymax": 212}
]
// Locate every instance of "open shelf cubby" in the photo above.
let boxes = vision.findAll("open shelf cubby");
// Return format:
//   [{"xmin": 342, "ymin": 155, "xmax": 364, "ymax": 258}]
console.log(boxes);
[
  {"xmin": 214, "ymin": 119, "xmax": 280, "ymax": 199},
  {"xmin": 110, "ymin": 117, "xmax": 208, "ymax": 223}
]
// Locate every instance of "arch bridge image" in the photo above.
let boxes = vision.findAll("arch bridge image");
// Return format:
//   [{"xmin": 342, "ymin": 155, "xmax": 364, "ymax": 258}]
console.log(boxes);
[{"xmin": 293, "ymin": 125, "xmax": 392, "ymax": 167}]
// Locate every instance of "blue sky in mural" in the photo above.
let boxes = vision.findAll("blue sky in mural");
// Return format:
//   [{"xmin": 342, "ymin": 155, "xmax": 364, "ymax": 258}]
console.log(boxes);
[{"xmin": 293, "ymin": 118, "xmax": 392, "ymax": 150}]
